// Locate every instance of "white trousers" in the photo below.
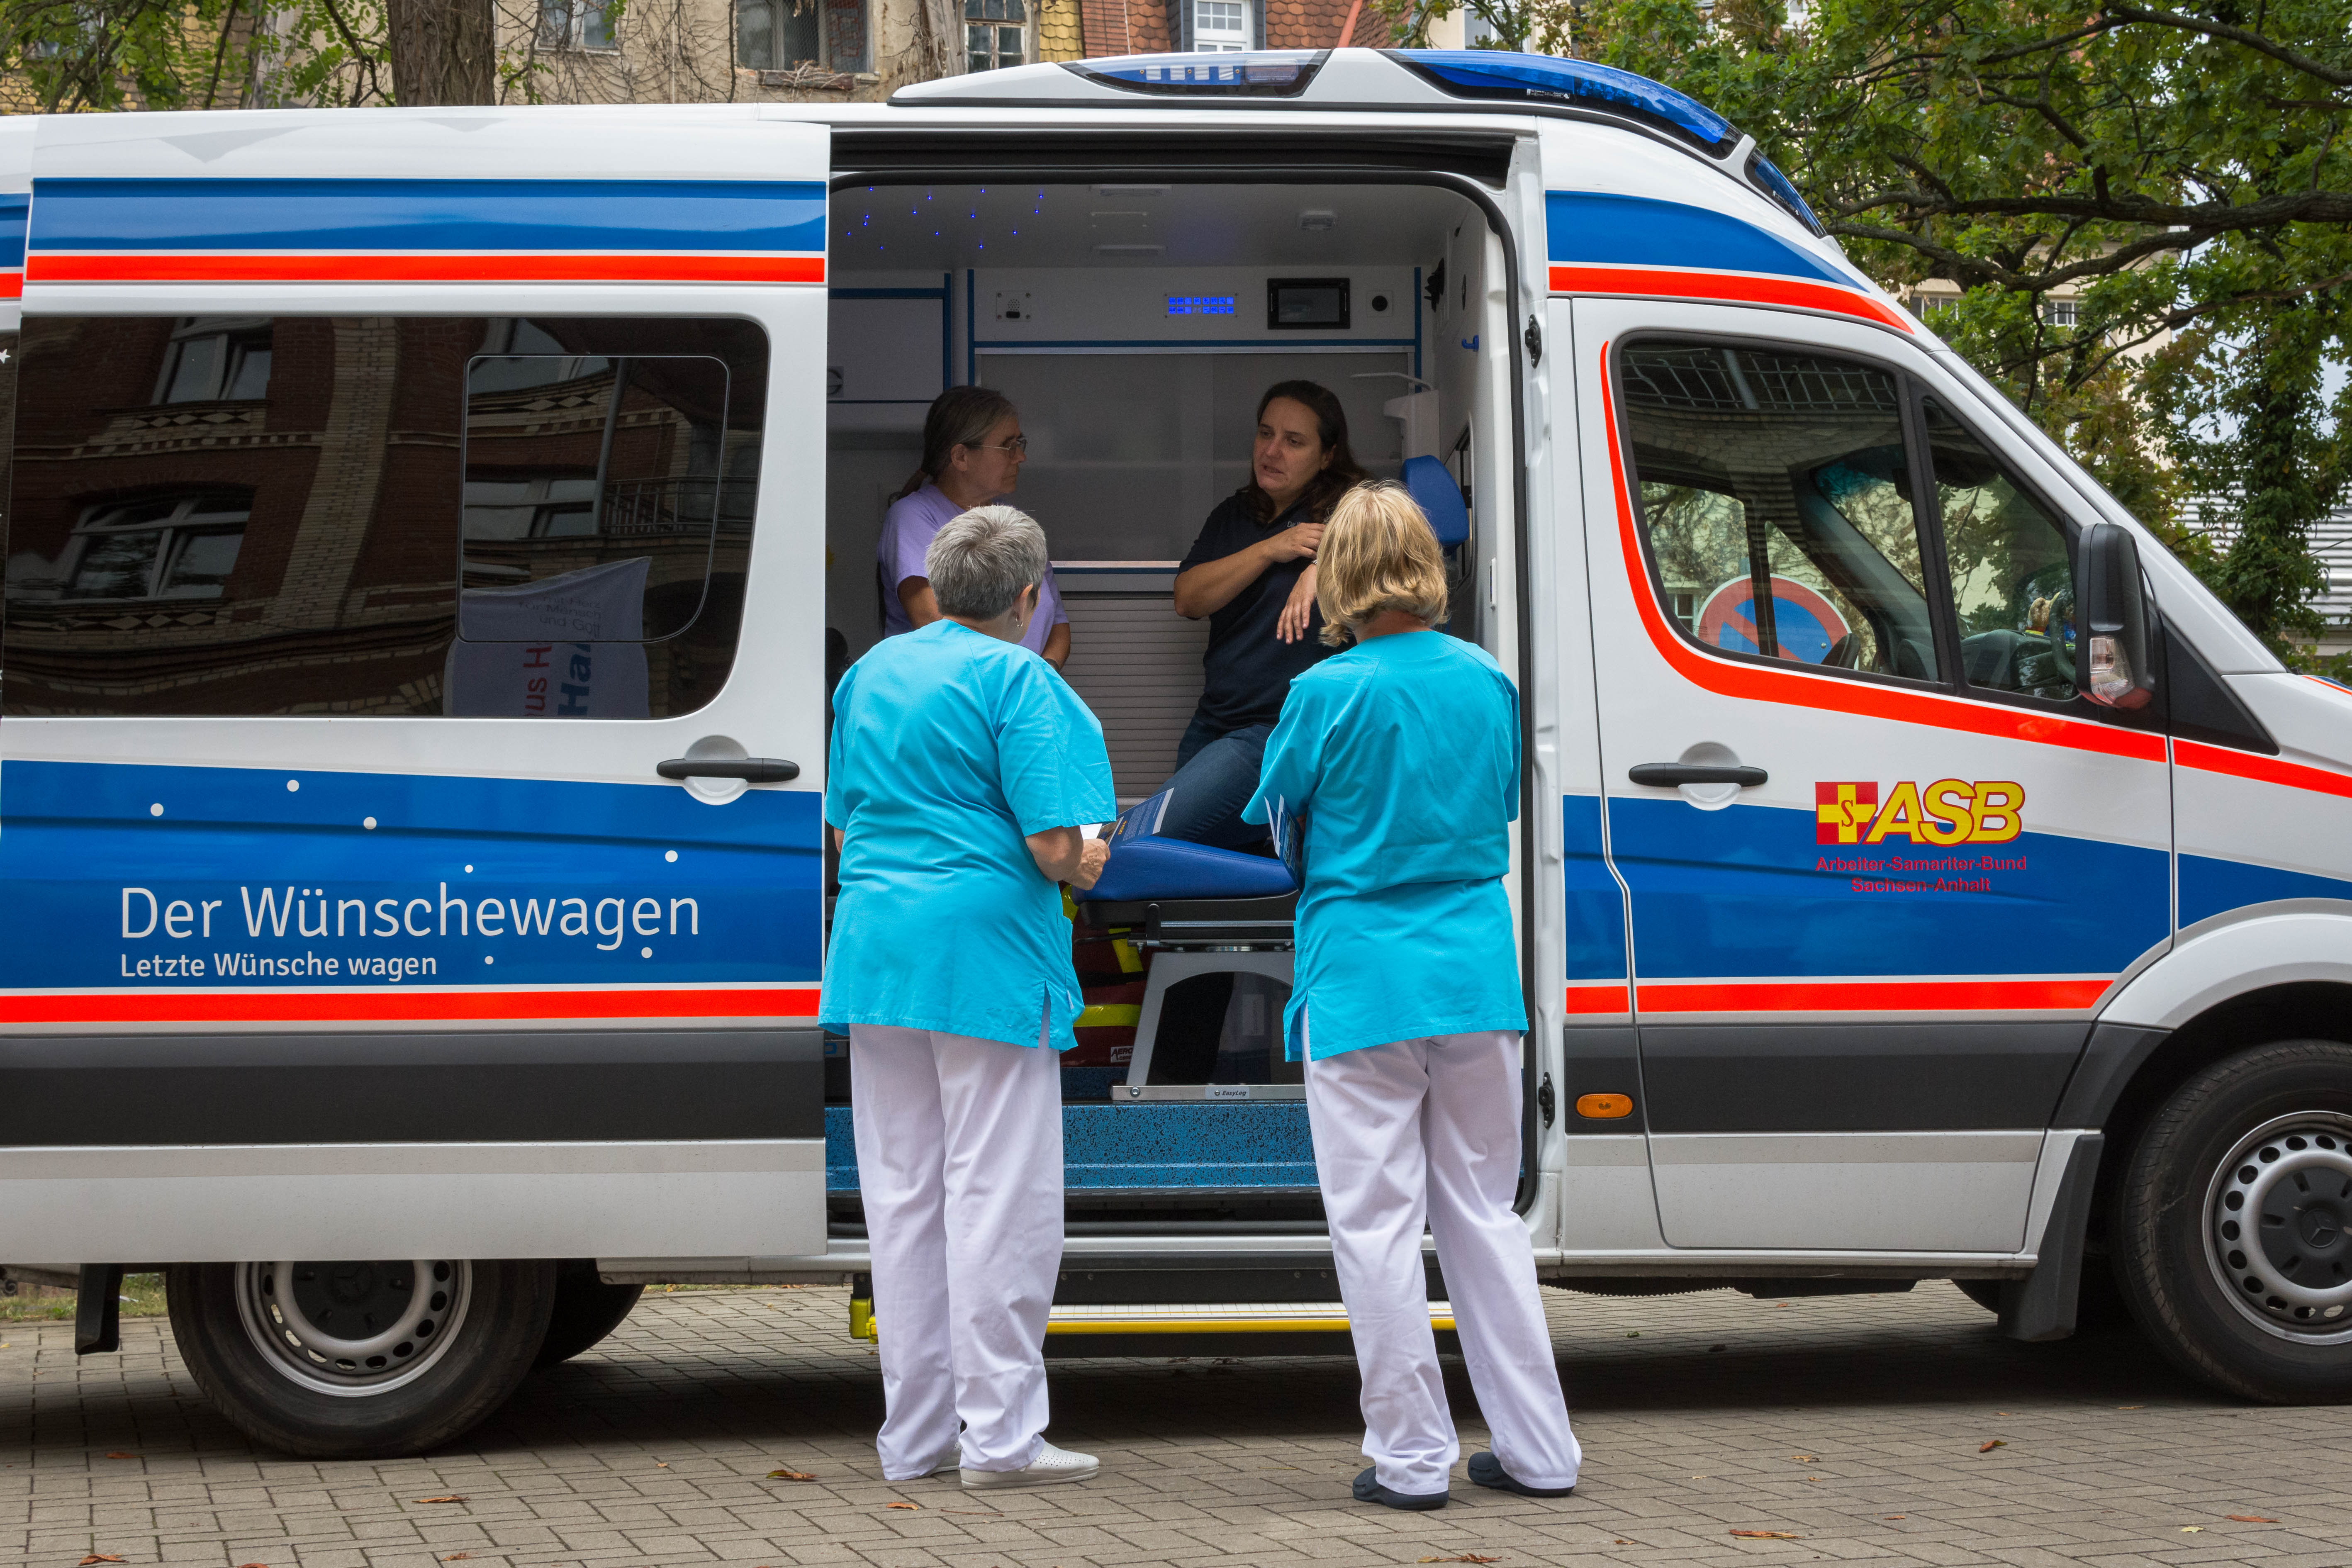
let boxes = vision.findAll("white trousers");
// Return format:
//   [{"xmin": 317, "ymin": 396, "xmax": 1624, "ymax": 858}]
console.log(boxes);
[
  {"xmin": 850, "ymin": 1024, "xmax": 1064, "ymax": 1478},
  {"xmin": 1305, "ymin": 1029, "xmax": 1583, "ymax": 1496}
]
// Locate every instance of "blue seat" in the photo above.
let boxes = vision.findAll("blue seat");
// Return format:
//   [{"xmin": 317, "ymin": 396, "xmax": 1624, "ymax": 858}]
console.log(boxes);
[
  {"xmin": 1403, "ymin": 453, "xmax": 1469, "ymax": 547},
  {"xmin": 1080, "ymin": 831, "xmax": 1296, "ymax": 904}
]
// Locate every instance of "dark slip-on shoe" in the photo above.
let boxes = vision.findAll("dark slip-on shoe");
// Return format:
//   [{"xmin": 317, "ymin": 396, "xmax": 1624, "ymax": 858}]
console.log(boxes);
[
  {"xmin": 1353, "ymin": 1466, "xmax": 1449, "ymax": 1510},
  {"xmin": 1467, "ymin": 1451, "xmax": 1576, "ymax": 1497}
]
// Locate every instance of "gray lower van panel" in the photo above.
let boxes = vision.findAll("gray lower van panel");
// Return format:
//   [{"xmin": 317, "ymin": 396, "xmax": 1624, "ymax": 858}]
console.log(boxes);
[
  {"xmin": 1639, "ymin": 1022, "xmax": 2087, "ymax": 1132},
  {"xmin": 0, "ymin": 1029, "xmax": 823, "ymax": 1145}
]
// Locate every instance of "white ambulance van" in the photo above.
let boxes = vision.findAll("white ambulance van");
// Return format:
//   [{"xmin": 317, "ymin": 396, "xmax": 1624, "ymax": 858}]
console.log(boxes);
[{"xmin": 3, "ymin": 48, "xmax": 2349, "ymax": 1457}]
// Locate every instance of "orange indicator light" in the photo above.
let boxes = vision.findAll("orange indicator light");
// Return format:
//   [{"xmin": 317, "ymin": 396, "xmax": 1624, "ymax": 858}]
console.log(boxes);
[{"xmin": 1576, "ymin": 1093, "xmax": 1634, "ymax": 1120}]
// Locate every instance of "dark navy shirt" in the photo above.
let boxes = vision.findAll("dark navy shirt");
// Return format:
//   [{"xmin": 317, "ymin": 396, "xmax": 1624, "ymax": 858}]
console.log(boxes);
[{"xmin": 1178, "ymin": 492, "xmax": 1336, "ymax": 733}]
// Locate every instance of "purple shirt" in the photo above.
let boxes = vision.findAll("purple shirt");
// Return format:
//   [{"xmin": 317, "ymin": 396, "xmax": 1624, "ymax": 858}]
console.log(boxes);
[{"xmin": 879, "ymin": 483, "xmax": 1069, "ymax": 657}]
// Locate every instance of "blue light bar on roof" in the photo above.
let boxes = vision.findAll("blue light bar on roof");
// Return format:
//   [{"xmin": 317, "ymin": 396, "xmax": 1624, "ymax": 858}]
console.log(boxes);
[
  {"xmin": 1067, "ymin": 50, "xmax": 1325, "ymax": 96},
  {"xmin": 1390, "ymin": 49, "xmax": 1737, "ymax": 155},
  {"xmin": 1746, "ymin": 149, "xmax": 1826, "ymax": 236}
]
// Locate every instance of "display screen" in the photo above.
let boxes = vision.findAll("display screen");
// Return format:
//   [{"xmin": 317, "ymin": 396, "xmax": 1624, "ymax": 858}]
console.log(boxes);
[
  {"xmin": 1268, "ymin": 278, "xmax": 1350, "ymax": 330},
  {"xmin": 1167, "ymin": 295, "xmax": 1238, "ymax": 317}
]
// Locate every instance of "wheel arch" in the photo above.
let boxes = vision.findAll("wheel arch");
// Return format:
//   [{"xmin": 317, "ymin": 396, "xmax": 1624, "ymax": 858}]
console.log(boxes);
[{"xmin": 2064, "ymin": 976, "xmax": 2352, "ymax": 1265}]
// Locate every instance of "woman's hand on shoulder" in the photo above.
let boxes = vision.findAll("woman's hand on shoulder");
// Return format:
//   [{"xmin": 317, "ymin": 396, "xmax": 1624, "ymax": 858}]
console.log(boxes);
[{"xmin": 1276, "ymin": 563, "xmax": 1320, "ymax": 644}]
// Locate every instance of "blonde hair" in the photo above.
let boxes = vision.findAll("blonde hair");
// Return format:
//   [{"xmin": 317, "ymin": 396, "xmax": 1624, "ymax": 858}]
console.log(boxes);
[{"xmin": 1315, "ymin": 480, "xmax": 1449, "ymax": 647}]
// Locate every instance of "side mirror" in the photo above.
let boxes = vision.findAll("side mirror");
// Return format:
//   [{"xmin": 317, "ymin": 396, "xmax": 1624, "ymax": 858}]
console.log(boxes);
[{"xmin": 2077, "ymin": 522, "xmax": 2157, "ymax": 710}]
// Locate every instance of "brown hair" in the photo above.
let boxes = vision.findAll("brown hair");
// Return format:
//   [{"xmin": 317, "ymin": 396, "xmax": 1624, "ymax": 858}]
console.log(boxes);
[
  {"xmin": 892, "ymin": 385, "xmax": 1019, "ymax": 502},
  {"xmin": 1315, "ymin": 480, "xmax": 1450, "ymax": 648},
  {"xmin": 1242, "ymin": 380, "xmax": 1368, "ymax": 526}
]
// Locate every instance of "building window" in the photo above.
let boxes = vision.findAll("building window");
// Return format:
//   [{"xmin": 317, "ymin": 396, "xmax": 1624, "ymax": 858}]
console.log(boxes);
[
  {"xmin": 739, "ymin": 0, "xmax": 821, "ymax": 68},
  {"xmin": 156, "ymin": 317, "xmax": 272, "ymax": 404},
  {"xmin": 966, "ymin": 0, "xmax": 1025, "ymax": 72},
  {"xmin": 2043, "ymin": 298, "xmax": 2079, "ymax": 329},
  {"xmin": 1194, "ymin": 0, "xmax": 1247, "ymax": 49},
  {"xmin": 60, "ymin": 494, "xmax": 250, "ymax": 602},
  {"xmin": 539, "ymin": 0, "xmax": 614, "ymax": 50}
]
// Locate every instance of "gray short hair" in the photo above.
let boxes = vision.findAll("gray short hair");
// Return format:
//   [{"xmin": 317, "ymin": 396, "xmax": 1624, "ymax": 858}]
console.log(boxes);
[{"xmin": 926, "ymin": 505, "xmax": 1049, "ymax": 621}]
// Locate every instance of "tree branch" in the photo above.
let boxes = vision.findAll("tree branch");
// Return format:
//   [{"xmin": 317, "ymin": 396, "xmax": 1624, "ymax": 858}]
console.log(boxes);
[{"xmin": 2099, "ymin": 5, "xmax": 2352, "ymax": 89}]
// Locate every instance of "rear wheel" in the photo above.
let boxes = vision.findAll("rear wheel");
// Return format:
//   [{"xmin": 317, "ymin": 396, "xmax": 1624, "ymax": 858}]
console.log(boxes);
[
  {"xmin": 2113, "ymin": 1039, "xmax": 2352, "ymax": 1402},
  {"xmin": 533, "ymin": 1261, "xmax": 644, "ymax": 1367},
  {"xmin": 165, "ymin": 1258, "xmax": 557, "ymax": 1458}
]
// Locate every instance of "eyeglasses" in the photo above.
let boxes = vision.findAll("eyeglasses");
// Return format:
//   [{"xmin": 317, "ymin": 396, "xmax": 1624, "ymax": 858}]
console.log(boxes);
[{"xmin": 966, "ymin": 435, "xmax": 1029, "ymax": 456}]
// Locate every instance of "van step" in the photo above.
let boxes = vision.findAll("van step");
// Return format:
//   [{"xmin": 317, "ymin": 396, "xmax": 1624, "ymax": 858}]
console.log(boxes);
[{"xmin": 1044, "ymin": 1300, "xmax": 1454, "ymax": 1335}]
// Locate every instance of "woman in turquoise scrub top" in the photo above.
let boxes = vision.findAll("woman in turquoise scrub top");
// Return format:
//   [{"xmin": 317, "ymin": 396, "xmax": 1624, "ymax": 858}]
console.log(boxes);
[
  {"xmin": 821, "ymin": 506, "xmax": 1115, "ymax": 1493},
  {"xmin": 1244, "ymin": 480, "xmax": 1581, "ymax": 1512}
]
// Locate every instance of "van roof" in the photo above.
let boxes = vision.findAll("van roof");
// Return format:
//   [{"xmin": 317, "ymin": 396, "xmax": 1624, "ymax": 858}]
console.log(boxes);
[{"xmin": 892, "ymin": 48, "xmax": 1821, "ymax": 237}]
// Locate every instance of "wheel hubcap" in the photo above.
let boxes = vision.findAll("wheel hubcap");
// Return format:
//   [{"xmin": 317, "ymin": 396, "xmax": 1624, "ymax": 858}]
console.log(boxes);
[
  {"xmin": 235, "ymin": 1259, "xmax": 471, "ymax": 1395},
  {"xmin": 2203, "ymin": 1113, "xmax": 2352, "ymax": 1343}
]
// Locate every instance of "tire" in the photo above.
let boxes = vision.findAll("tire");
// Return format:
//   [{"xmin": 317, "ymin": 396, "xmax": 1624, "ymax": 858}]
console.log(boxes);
[
  {"xmin": 165, "ymin": 1258, "xmax": 558, "ymax": 1458},
  {"xmin": 2113, "ymin": 1039, "xmax": 2352, "ymax": 1403},
  {"xmin": 533, "ymin": 1261, "xmax": 643, "ymax": 1368}
]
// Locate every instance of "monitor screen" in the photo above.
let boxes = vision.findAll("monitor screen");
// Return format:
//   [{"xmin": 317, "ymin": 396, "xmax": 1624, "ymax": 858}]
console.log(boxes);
[{"xmin": 1268, "ymin": 278, "xmax": 1350, "ymax": 331}]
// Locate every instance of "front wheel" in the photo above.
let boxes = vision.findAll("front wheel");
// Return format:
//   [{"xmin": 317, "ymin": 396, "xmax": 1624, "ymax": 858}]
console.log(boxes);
[
  {"xmin": 165, "ymin": 1259, "xmax": 557, "ymax": 1458},
  {"xmin": 2113, "ymin": 1040, "xmax": 2352, "ymax": 1402}
]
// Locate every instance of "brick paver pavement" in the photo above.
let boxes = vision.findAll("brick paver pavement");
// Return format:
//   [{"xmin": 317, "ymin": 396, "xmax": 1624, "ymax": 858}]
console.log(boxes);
[{"xmin": 5, "ymin": 1282, "xmax": 2349, "ymax": 1568}]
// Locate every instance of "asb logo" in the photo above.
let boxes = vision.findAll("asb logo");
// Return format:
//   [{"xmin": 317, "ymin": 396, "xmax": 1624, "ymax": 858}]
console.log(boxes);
[{"xmin": 1815, "ymin": 780, "xmax": 2024, "ymax": 846}]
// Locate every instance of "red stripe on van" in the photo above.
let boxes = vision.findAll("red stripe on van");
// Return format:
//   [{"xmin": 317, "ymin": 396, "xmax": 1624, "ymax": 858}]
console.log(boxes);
[
  {"xmin": 1564, "ymin": 982, "xmax": 1632, "ymax": 1014},
  {"xmin": 1551, "ymin": 263, "xmax": 1915, "ymax": 333},
  {"xmin": 0, "ymin": 269, "xmax": 19, "ymax": 299},
  {"xmin": 2175, "ymin": 738, "xmax": 2352, "ymax": 801},
  {"xmin": 1636, "ymin": 977, "xmax": 2108, "ymax": 1014},
  {"xmin": 0, "ymin": 986, "xmax": 822, "ymax": 1025},
  {"xmin": 1596, "ymin": 341, "xmax": 2167, "ymax": 763},
  {"xmin": 27, "ymin": 253, "xmax": 826, "ymax": 286}
]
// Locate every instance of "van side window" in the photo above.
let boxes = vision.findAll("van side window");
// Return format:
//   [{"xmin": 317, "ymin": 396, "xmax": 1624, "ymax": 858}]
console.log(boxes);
[
  {"xmin": 1923, "ymin": 397, "xmax": 2077, "ymax": 704},
  {"xmin": 2, "ymin": 316, "xmax": 764, "ymax": 720},
  {"xmin": 1619, "ymin": 341, "xmax": 1940, "ymax": 682}
]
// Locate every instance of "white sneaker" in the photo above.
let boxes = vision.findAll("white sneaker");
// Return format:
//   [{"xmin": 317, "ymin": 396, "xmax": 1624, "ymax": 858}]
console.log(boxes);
[{"xmin": 961, "ymin": 1441, "xmax": 1099, "ymax": 1489}]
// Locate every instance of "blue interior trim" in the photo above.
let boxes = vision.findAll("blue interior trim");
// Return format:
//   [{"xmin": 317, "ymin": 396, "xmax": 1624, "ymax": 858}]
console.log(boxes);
[
  {"xmin": 824, "ymin": 1101, "xmax": 1317, "ymax": 1190},
  {"xmin": 973, "ymin": 337, "xmax": 1417, "ymax": 350}
]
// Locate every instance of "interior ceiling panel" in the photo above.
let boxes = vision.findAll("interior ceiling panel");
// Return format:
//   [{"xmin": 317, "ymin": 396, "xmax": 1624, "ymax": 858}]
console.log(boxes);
[{"xmin": 828, "ymin": 182, "xmax": 1469, "ymax": 270}]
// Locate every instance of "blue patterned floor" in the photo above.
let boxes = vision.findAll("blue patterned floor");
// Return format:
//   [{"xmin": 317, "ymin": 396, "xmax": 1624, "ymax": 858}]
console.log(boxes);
[{"xmin": 823, "ymin": 1102, "xmax": 1317, "ymax": 1189}]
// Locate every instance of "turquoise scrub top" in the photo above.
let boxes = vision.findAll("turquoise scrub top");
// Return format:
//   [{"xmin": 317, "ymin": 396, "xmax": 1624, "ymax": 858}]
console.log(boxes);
[
  {"xmin": 821, "ymin": 619, "xmax": 1117, "ymax": 1051},
  {"xmin": 1244, "ymin": 630, "xmax": 1528, "ymax": 1061}
]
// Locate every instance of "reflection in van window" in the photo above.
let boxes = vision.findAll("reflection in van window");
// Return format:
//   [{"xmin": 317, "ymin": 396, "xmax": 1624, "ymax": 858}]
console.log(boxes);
[
  {"xmin": 459, "ymin": 351, "xmax": 732, "ymax": 643},
  {"xmin": 1, "ymin": 316, "xmax": 766, "ymax": 719},
  {"xmin": 1925, "ymin": 397, "xmax": 2077, "ymax": 703},
  {"xmin": 1620, "ymin": 340, "xmax": 1938, "ymax": 681}
]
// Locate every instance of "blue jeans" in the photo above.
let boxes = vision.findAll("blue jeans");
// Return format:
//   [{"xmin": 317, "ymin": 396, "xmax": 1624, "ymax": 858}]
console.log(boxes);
[{"xmin": 1156, "ymin": 718, "xmax": 1273, "ymax": 850}]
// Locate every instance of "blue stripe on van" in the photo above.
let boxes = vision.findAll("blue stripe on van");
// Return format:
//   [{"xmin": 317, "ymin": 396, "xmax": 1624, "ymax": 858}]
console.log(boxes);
[
  {"xmin": 1563, "ymin": 792, "xmax": 1629, "ymax": 982},
  {"xmin": 27, "ymin": 178, "xmax": 828, "ymax": 256},
  {"xmin": 0, "ymin": 760, "xmax": 822, "ymax": 991},
  {"xmin": 1607, "ymin": 794, "xmax": 2170, "ymax": 980},
  {"xmin": 2179, "ymin": 852, "xmax": 2352, "ymax": 929},
  {"xmin": 1546, "ymin": 191, "xmax": 1847, "ymax": 285},
  {"xmin": 0, "ymin": 192, "xmax": 25, "ymax": 270}
]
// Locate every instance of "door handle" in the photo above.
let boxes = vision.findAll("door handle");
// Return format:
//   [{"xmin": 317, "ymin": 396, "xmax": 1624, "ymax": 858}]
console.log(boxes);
[
  {"xmin": 1629, "ymin": 763, "xmax": 1766, "ymax": 788},
  {"xmin": 658, "ymin": 757, "xmax": 800, "ymax": 783}
]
